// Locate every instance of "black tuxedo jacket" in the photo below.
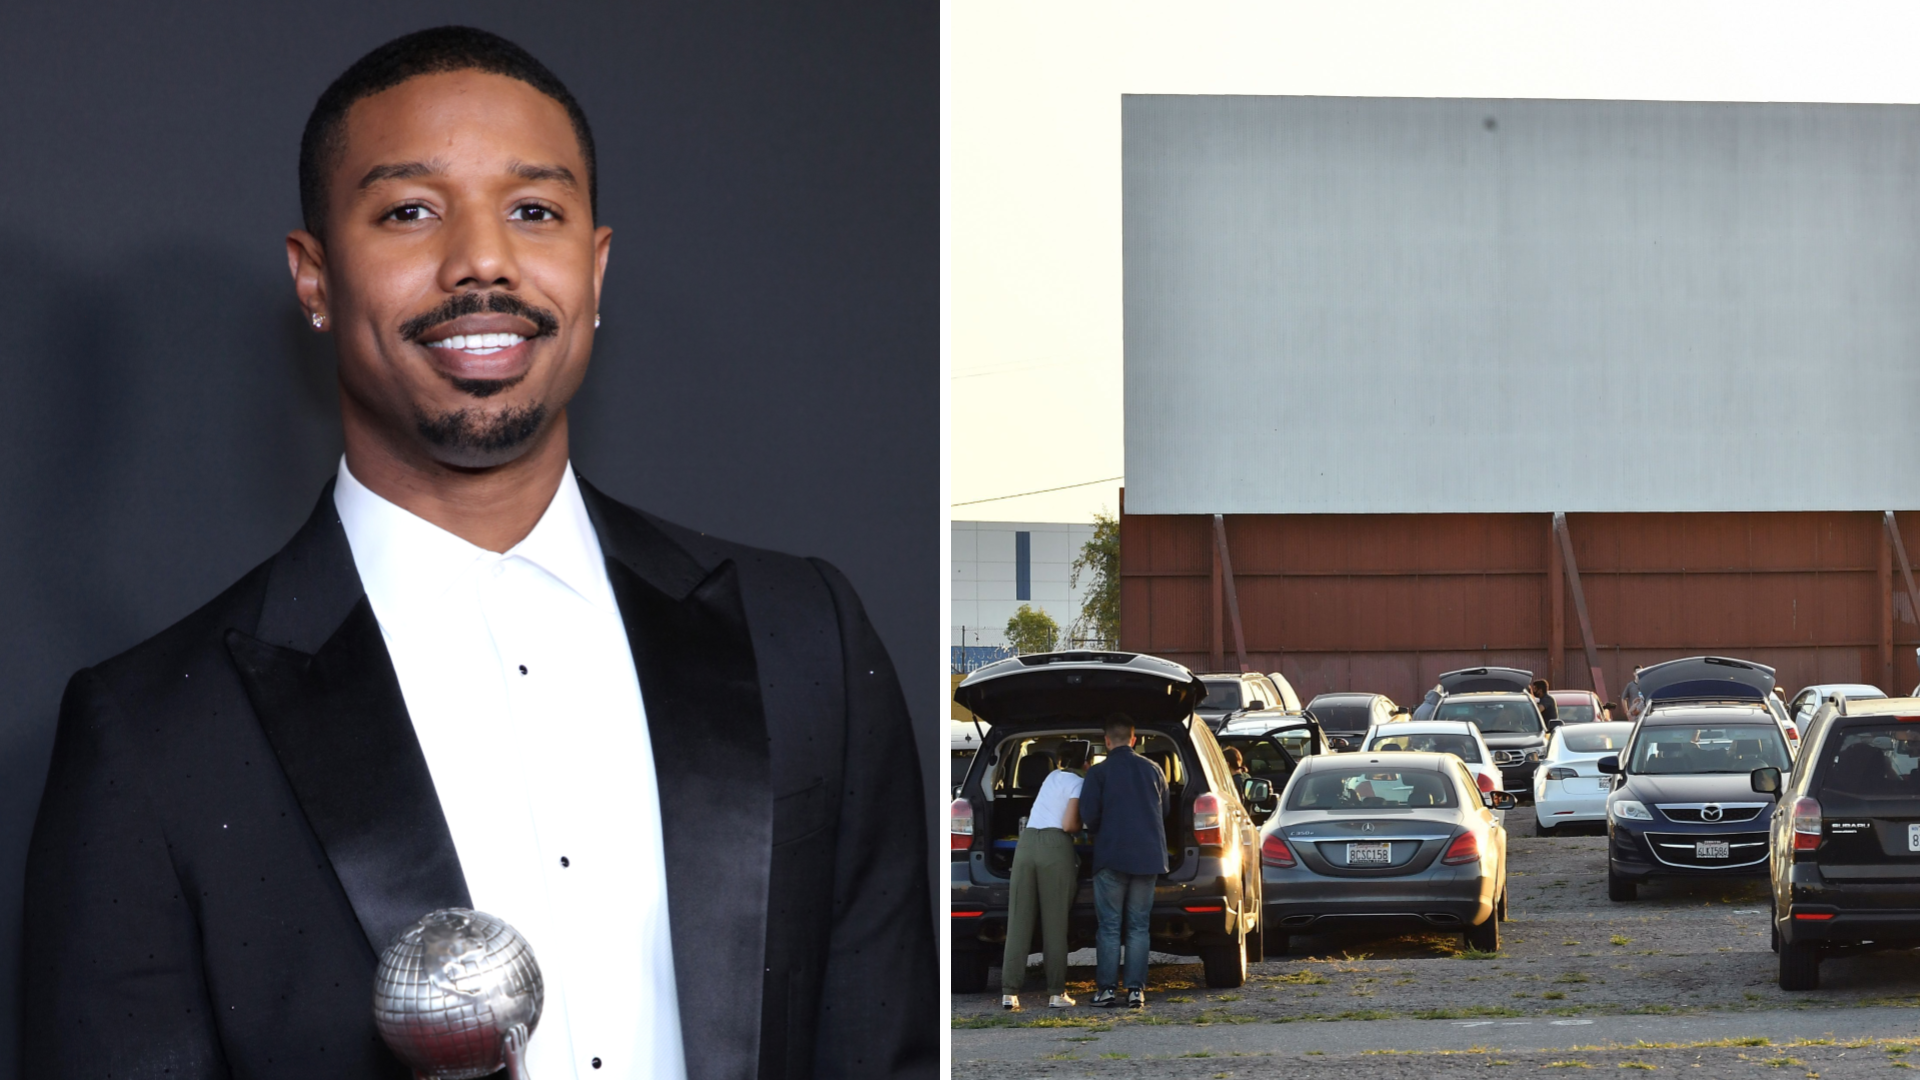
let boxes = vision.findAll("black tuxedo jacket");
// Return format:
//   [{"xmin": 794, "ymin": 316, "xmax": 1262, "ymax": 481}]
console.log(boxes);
[{"xmin": 22, "ymin": 478, "xmax": 934, "ymax": 1080}]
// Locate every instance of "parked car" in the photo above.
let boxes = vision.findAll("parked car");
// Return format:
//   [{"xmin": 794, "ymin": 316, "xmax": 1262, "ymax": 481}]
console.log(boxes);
[
  {"xmin": 1548, "ymin": 689, "xmax": 1605, "ymax": 723},
  {"xmin": 1626, "ymin": 655, "xmax": 1801, "ymax": 754},
  {"xmin": 1412, "ymin": 667, "xmax": 1535, "ymax": 720},
  {"xmin": 1532, "ymin": 721, "xmax": 1635, "ymax": 834},
  {"xmin": 1428, "ymin": 692, "xmax": 1551, "ymax": 793},
  {"xmin": 1196, "ymin": 672, "xmax": 1287, "ymax": 731},
  {"xmin": 1262, "ymin": 672, "xmax": 1305, "ymax": 713},
  {"xmin": 1755, "ymin": 696, "xmax": 1920, "ymax": 990},
  {"xmin": 1601, "ymin": 702, "xmax": 1793, "ymax": 900},
  {"xmin": 951, "ymin": 719, "xmax": 989, "ymax": 796},
  {"xmin": 1358, "ymin": 719, "xmax": 1504, "ymax": 819},
  {"xmin": 1258, "ymin": 751, "xmax": 1515, "ymax": 955},
  {"xmin": 950, "ymin": 651, "xmax": 1267, "ymax": 991},
  {"xmin": 1217, "ymin": 711, "xmax": 1328, "ymax": 822},
  {"xmin": 1785, "ymin": 683, "xmax": 1885, "ymax": 751},
  {"xmin": 1305, "ymin": 692, "xmax": 1400, "ymax": 751}
]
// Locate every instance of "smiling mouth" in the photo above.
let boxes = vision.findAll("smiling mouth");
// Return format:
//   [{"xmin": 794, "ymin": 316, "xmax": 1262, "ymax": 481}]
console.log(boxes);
[{"xmin": 424, "ymin": 332, "xmax": 528, "ymax": 356}]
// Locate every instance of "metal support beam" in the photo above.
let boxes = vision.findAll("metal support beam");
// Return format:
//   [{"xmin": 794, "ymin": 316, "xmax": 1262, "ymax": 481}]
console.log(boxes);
[
  {"xmin": 1210, "ymin": 527, "xmax": 1224, "ymax": 672},
  {"xmin": 1214, "ymin": 514, "xmax": 1248, "ymax": 673},
  {"xmin": 1553, "ymin": 513, "xmax": 1609, "ymax": 703},
  {"xmin": 1547, "ymin": 517, "xmax": 1566, "ymax": 690},
  {"xmin": 1880, "ymin": 519, "xmax": 1895, "ymax": 692},
  {"xmin": 1886, "ymin": 511, "xmax": 1920, "ymax": 641}
]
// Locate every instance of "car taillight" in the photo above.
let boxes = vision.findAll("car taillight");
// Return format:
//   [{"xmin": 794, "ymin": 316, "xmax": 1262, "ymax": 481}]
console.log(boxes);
[
  {"xmin": 1784, "ymin": 724, "xmax": 1799, "ymax": 740},
  {"xmin": 950, "ymin": 797, "xmax": 974, "ymax": 851},
  {"xmin": 1193, "ymin": 792, "xmax": 1223, "ymax": 846},
  {"xmin": 1790, "ymin": 796, "xmax": 1822, "ymax": 852},
  {"xmin": 1261, "ymin": 833, "xmax": 1296, "ymax": 867},
  {"xmin": 1544, "ymin": 767, "xmax": 1577, "ymax": 781},
  {"xmin": 1441, "ymin": 831, "xmax": 1482, "ymax": 865},
  {"xmin": 1477, "ymin": 772, "xmax": 1498, "ymax": 793}
]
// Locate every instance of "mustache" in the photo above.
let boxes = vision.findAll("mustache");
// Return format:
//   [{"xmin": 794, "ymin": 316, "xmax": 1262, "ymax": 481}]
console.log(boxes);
[{"xmin": 399, "ymin": 292, "xmax": 561, "ymax": 343}]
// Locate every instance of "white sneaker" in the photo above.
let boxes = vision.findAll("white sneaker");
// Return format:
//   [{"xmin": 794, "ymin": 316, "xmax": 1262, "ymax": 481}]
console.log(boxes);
[
  {"xmin": 1001, "ymin": 995, "xmax": 1020, "ymax": 1011},
  {"xmin": 1049, "ymin": 993, "xmax": 1077, "ymax": 1008}
]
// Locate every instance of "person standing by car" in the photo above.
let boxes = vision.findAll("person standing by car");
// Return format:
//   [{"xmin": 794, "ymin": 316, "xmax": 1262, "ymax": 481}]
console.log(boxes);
[
  {"xmin": 1001, "ymin": 740, "xmax": 1090, "ymax": 1011},
  {"xmin": 1079, "ymin": 714, "xmax": 1170, "ymax": 1009},
  {"xmin": 1222, "ymin": 746, "xmax": 1253, "ymax": 796},
  {"xmin": 1529, "ymin": 678, "xmax": 1560, "ymax": 723}
]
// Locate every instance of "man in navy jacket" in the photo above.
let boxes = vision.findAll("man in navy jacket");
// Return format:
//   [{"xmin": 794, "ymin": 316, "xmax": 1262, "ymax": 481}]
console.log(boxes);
[{"xmin": 1077, "ymin": 713, "xmax": 1168, "ymax": 1008}]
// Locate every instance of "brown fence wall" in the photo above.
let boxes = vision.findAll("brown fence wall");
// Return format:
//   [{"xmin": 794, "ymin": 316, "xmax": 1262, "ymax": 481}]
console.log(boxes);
[{"xmin": 1118, "ymin": 503, "xmax": 1920, "ymax": 707}]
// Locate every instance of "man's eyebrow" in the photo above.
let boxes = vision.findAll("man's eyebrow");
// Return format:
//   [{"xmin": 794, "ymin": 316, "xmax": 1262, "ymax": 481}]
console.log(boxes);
[
  {"xmin": 358, "ymin": 160, "xmax": 444, "ymax": 189},
  {"xmin": 509, "ymin": 161, "xmax": 578, "ymax": 188}
]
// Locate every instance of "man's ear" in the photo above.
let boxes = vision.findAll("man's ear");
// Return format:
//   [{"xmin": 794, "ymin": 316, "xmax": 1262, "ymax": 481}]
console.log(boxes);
[{"xmin": 287, "ymin": 229, "xmax": 329, "ymax": 327}]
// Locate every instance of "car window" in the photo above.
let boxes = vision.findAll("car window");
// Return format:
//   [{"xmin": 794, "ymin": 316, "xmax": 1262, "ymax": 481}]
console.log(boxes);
[
  {"xmin": 1812, "ymin": 725, "xmax": 1920, "ymax": 799},
  {"xmin": 1452, "ymin": 761, "xmax": 1481, "ymax": 802},
  {"xmin": 1220, "ymin": 735, "xmax": 1296, "ymax": 781},
  {"xmin": 1626, "ymin": 724, "xmax": 1790, "ymax": 775},
  {"xmin": 1556, "ymin": 702, "xmax": 1597, "ymax": 723},
  {"xmin": 1309, "ymin": 701, "xmax": 1373, "ymax": 732},
  {"xmin": 1200, "ymin": 679, "xmax": 1242, "ymax": 711},
  {"xmin": 1560, "ymin": 725, "xmax": 1630, "ymax": 753},
  {"xmin": 952, "ymin": 750, "xmax": 976, "ymax": 789},
  {"xmin": 1366, "ymin": 731, "xmax": 1483, "ymax": 763},
  {"xmin": 1434, "ymin": 697, "xmax": 1544, "ymax": 735},
  {"xmin": 1287, "ymin": 767, "xmax": 1457, "ymax": 810}
]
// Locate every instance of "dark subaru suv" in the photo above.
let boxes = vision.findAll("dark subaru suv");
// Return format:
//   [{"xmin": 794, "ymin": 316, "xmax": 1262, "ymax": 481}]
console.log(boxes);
[
  {"xmin": 1754, "ymin": 696, "xmax": 1920, "ymax": 990},
  {"xmin": 950, "ymin": 651, "xmax": 1266, "ymax": 991}
]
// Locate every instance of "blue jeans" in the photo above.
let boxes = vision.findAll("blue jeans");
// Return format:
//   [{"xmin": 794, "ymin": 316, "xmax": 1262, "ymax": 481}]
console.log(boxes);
[{"xmin": 1092, "ymin": 867, "xmax": 1155, "ymax": 991}]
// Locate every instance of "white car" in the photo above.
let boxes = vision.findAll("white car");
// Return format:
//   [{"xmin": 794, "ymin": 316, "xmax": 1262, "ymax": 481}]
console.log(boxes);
[
  {"xmin": 1360, "ymin": 720, "xmax": 1504, "ymax": 820},
  {"xmin": 1532, "ymin": 721, "xmax": 1635, "ymax": 834}
]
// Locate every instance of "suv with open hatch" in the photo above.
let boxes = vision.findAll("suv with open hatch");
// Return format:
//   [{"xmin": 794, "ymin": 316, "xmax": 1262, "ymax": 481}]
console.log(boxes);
[
  {"xmin": 1754, "ymin": 696, "xmax": 1920, "ymax": 990},
  {"xmin": 950, "ymin": 651, "xmax": 1267, "ymax": 991}
]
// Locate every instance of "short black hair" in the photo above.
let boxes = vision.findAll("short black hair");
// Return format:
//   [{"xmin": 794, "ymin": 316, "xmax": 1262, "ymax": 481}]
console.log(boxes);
[
  {"xmin": 1103, "ymin": 714, "xmax": 1135, "ymax": 745},
  {"xmin": 298, "ymin": 26, "xmax": 597, "ymax": 237}
]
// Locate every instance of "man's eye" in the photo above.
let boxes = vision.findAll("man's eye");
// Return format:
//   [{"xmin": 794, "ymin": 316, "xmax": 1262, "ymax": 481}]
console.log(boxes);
[
  {"xmin": 511, "ymin": 204, "xmax": 558, "ymax": 222},
  {"xmin": 385, "ymin": 205, "xmax": 435, "ymax": 223}
]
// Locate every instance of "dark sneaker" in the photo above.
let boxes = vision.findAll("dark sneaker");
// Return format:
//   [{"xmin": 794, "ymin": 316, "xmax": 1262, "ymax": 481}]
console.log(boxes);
[
  {"xmin": 1127, "ymin": 989, "xmax": 1146, "ymax": 1009},
  {"xmin": 1089, "ymin": 989, "xmax": 1118, "ymax": 1008},
  {"xmin": 1001, "ymin": 995, "xmax": 1020, "ymax": 1011}
]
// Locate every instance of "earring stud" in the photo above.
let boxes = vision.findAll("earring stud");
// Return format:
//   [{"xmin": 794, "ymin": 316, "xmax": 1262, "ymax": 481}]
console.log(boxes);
[
  {"xmin": 594, "ymin": 313, "xmax": 601, "ymax": 329},
  {"xmin": 311, "ymin": 313, "xmax": 326, "ymax": 330}
]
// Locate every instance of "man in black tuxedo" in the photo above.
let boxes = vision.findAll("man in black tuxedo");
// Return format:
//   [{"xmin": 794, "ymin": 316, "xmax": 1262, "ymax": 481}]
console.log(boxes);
[{"xmin": 22, "ymin": 27, "xmax": 932, "ymax": 1080}]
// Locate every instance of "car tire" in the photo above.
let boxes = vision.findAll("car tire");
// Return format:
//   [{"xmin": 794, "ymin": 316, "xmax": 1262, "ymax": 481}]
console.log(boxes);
[
  {"xmin": 1535, "ymin": 815, "xmax": 1555, "ymax": 837},
  {"xmin": 1496, "ymin": 886, "xmax": 1509, "ymax": 922},
  {"xmin": 1464, "ymin": 912, "xmax": 1499, "ymax": 952},
  {"xmin": 1606, "ymin": 864, "xmax": 1636, "ymax": 902},
  {"xmin": 1778, "ymin": 940, "xmax": 1820, "ymax": 991},
  {"xmin": 1200, "ymin": 936, "xmax": 1248, "ymax": 988},
  {"xmin": 1769, "ymin": 894, "xmax": 1780, "ymax": 953},
  {"xmin": 1246, "ymin": 922, "xmax": 1265, "ymax": 964},
  {"xmin": 952, "ymin": 946, "xmax": 990, "ymax": 994}
]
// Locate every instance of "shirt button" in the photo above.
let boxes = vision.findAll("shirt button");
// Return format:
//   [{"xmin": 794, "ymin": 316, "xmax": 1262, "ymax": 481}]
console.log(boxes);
[
  {"xmin": 560, "ymin": 856, "xmax": 570, "ymax": 868},
  {"xmin": 519, "ymin": 664, "xmax": 529, "ymax": 676},
  {"xmin": 591, "ymin": 1058, "xmax": 602, "ymax": 1069}
]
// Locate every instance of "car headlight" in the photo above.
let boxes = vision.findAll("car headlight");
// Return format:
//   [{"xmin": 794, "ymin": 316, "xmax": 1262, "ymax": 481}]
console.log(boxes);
[
  {"xmin": 1525, "ymin": 749, "xmax": 1544, "ymax": 762},
  {"xmin": 1610, "ymin": 799, "xmax": 1652, "ymax": 821}
]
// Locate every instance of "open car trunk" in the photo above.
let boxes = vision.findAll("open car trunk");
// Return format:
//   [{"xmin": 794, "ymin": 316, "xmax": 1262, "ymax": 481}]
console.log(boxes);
[{"xmin": 977, "ymin": 725, "xmax": 1195, "ymax": 879}]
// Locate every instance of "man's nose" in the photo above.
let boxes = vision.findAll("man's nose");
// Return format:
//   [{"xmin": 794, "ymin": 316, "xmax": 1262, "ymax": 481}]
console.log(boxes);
[{"xmin": 439, "ymin": 210, "xmax": 520, "ymax": 292}]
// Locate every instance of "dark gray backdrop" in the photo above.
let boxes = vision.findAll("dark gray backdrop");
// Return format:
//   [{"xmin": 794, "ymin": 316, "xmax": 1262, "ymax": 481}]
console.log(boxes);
[{"xmin": 0, "ymin": 1, "xmax": 936, "ymax": 1061}]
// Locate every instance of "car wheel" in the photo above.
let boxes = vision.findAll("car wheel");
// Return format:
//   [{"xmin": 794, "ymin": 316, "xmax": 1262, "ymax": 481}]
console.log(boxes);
[
  {"xmin": 1464, "ymin": 912, "xmax": 1499, "ymax": 952},
  {"xmin": 1606, "ymin": 864, "xmax": 1636, "ymax": 902},
  {"xmin": 1496, "ymin": 886, "xmax": 1509, "ymax": 922},
  {"xmin": 1769, "ymin": 893, "xmax": 1780, "ymax": 953},
  {"xmin": 1246, "ymin": 922, "xmax": 1265, "ymax": 964},
  {"xmin": 952, "ymin": 946, "xmax": 990, "ymax": 994},
  {"xmin": 1536, "ymin": 819, "xmax": 1556, "ymax": 837},
  {"xmin": 1778, "ymin": 940, "xmax": 1820, "ymax": 991},
  {"xmin": 1200, "ymin": 936, "xmax": 1248, "ymax": 988}
]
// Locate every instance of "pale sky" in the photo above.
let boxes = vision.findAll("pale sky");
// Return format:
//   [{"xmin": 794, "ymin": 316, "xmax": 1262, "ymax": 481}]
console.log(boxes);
[{"xmin": 949, "ymin": 0, "xmax": 1920, "ymax": 523}]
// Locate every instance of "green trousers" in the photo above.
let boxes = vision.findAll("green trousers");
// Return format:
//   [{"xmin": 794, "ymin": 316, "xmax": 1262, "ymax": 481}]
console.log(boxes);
[{"xmin": 1001, "ymin": 827, "xmax": 1080, "ymax": 995}]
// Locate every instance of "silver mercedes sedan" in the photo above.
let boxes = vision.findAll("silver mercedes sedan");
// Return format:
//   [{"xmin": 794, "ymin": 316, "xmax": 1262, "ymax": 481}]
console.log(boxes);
[{"xmin": 1259, "ymin": 751, "xmax": 1514, "ymax": 954}]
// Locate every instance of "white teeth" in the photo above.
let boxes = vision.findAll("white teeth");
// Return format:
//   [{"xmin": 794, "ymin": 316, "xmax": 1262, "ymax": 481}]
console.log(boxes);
[{"xmin": 426, "ymin": 332, "xmax": 527, "ymax": 353}]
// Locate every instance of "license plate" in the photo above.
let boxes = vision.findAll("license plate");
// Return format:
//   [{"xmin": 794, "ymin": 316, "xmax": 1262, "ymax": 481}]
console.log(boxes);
[
  {"xmin": 1696, "ymin": 841, "xmax": 1730, "ymax": 859},
  {"xmin": 1347, "ymin": 842, "xmax": 1391, "ymax": 865},
  {"xmin": 1909, "ymin": 823, "xmax": 1920, "ymax": 852},
  {"xmin": 1592, "ymin": 779, "xmax": 1612, "ymax": 791}
]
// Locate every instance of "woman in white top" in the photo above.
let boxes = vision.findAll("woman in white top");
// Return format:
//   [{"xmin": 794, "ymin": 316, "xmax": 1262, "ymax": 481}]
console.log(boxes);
[{"xmin": 1001, "ymin": 739, "xmax": 1089, "ymax": 1010}]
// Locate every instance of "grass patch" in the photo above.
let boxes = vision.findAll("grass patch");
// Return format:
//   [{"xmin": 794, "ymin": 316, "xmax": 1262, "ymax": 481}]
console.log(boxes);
[
  {"xmin": 1618, "ymin": 1062, "xmax": 1656, "ymax": 1070},
  {"xmin": 1556, "ymin": 973, "xmax": 1591, "ymax": 984},
  {"xmin": 1411, "ymin": 1005, "xmax": 1524, "ymax": 1020},
  {"xmin": 1336, "ymin": 1009, "xmax": 1395, "ymax": 1021},
  {"xmin": 1180, "ymin": 1049, "xmax": 1215, "ymax": 1058},
  {"xmin": 1040, "ymin": 1052, "xmax": 1081, "ymax": 1061},
  {"xmin": 1759, "ymin": 1058, "xmax": 1804, "ymax": 1068},
  {"xmin": 1744, "ymin": 992, "xmax": 1764, "ymax": 1001},
  {"xmin": 1889, "ymin": 1047, "xmax": 1910, "ymax": 1056},
  {"xmin": 1271, "ymin": 971, "xmax": 1332, "ymax": 986},
  {"xmin": 1166, "ymin": 996, "xmax": 1194, "ymax": 1004},
  {"xmin": 1016, "ymin": 1016, "xmax": 1110, "ymax": 1028},
  {"xmin": 1609, "ymin": 934, "xmax": 1632, "ymax": 947},
  {"xmin": 1193, "ymin": 1008, "xmax": 1259, "ymax": 1025},
  {"xmin": 1545, "ymin": 1062, "xmax": 1592, "ymax": 1069},
  {"xmin": 1099, "ymin": 1053, "xmax": 1129, "ymax": 1059},
  {"xmin": 1217, "ymin": 993, "xmax": 1241, "ymax": 1001},
  {"xmin": 1305, "ymin": 1050, "xmax": 1324, "ymax": 1056},
  {"xmin": 1544, "ymin": 991, "xmax": 1568, "ymax": 1001},
  {"xmin": 1458, "ymin": 947, "xmax": 1502, "ymax": 961}
]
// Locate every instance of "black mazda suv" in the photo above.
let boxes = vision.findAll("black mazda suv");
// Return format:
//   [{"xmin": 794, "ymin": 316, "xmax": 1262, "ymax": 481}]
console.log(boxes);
[{"xmin": 1755, "ymin": 696, "xmax": 1920, "ymax": 990}]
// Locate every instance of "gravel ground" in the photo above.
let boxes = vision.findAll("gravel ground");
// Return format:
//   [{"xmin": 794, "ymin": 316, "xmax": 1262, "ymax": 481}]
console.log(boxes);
[{"xmin": 953, "ymin": 817, "xmax": 1920, "ymax": 1076}]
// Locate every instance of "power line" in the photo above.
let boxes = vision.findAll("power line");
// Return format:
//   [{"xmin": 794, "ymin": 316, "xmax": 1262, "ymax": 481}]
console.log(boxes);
[{"xmin": 951, "ymin": 476, "xmax": 1124, "ymax": 507}]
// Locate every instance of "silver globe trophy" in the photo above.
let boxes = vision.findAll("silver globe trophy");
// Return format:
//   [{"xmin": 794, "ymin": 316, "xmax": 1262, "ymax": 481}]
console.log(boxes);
[{"xmin": 374, "ymin": 908, "xmax": 544, "ymax": 1080}]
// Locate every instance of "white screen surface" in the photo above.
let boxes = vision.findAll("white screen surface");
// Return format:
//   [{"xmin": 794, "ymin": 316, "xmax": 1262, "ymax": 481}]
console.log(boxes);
[{"xmin": 1123, "ymin": 95, "xmax": 1920, "ymax": 514}]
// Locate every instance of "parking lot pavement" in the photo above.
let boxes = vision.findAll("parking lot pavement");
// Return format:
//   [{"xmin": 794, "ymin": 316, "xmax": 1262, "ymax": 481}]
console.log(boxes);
[{"xmin": 953, "ymin": 818, "xmax": 1920, "ymax": 1076}]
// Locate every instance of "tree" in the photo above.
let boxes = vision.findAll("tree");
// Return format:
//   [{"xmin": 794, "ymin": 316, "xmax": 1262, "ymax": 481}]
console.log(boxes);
[
  {"xmin": 1005, "ymin": 603, "xmax": 1060, "ymax": 655},
  {"xmin": 1070, "ymin": 511, "xmax": 1119, "ymax": 649}
]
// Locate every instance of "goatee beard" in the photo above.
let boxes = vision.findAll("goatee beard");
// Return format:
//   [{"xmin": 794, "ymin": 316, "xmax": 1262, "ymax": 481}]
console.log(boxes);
[{"xmin": 412, "ymin": 402, "xmax": 547, "ymax": 455}]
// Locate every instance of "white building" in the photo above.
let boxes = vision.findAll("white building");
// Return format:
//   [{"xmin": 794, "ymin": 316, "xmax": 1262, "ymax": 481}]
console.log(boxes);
[{"xmin": 951, "ymin": 521, "xmax": 1098, "ymax": 650}]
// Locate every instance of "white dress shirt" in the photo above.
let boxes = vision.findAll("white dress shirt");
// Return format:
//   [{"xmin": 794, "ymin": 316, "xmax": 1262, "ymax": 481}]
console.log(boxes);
[{"xmin": 334, "ymin": 458, "xmax": 686, "ymax": 1080}]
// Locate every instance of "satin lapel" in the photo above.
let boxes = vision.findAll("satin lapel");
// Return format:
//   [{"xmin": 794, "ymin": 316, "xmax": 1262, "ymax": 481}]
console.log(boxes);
[
  {"xmin": 226, "ymin": 484, "xmax": 470, "ymax": 957},
  {"xmin": 589, "ymin": 484, "xmax": 772, "ymax": 1080}
]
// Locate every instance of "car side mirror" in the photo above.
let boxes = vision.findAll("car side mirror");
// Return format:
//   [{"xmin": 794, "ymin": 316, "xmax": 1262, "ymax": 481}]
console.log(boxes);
[
  {"xmin": 1245, "ymin": 779, "xmax": 1273, "ymax": 804},
  {"xmin": 1482, "ymin": 791, "xmax": 1517, "ymax": 810},
  {"xmin": 1546, "ymin": 718, "xmax": 1563, "ymax": 731},
  {"xmin": 1751, "ymin": 766, "xmax": 1782, "ymax": 796},
  {"xmin": 1597, "ymin": 756, "xmax": 1620, "ymax": 775},
  {"xmin": 1247, "ymin": 700, "xmax": 1265, "ymax": 711}
]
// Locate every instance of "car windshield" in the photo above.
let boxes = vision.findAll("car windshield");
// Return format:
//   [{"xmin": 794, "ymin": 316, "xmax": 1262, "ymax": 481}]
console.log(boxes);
[
  {"xmin": 1366, "ymin": 732, "xmax": 1481, "ymax": 763},
  {"xmin": 1556, "ymin": 703, "xmax": 1597, "ymax": 723},
  {"xmin": 1200, "ymin": 679, "xmax": 1242, "ymax": 711},
  {"xmin": 1627, "ymin": 724, "xmax": 1790, "ymax": 775},
  {"xmin": 1287, "ymin": 767, "xmax": 1457, "ymax": 810},
  {"xmin": 951, "ymin": 750, "xmax": 975, "ymax": 788},
  {"xmin": 1560, "ymin": 724, "xmax": 1632, "ymax": 753},
  {"xmin": 1310, "ymin": 701, "xmax": 1372, "ymax": 732},
  {"xmin": 1434, "ymin": 698, "xmax": 1543, "ymax": 735},
  {"xmin": 1814, "ymin": 725, "xmax": 1920, "ymax": 798}
]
